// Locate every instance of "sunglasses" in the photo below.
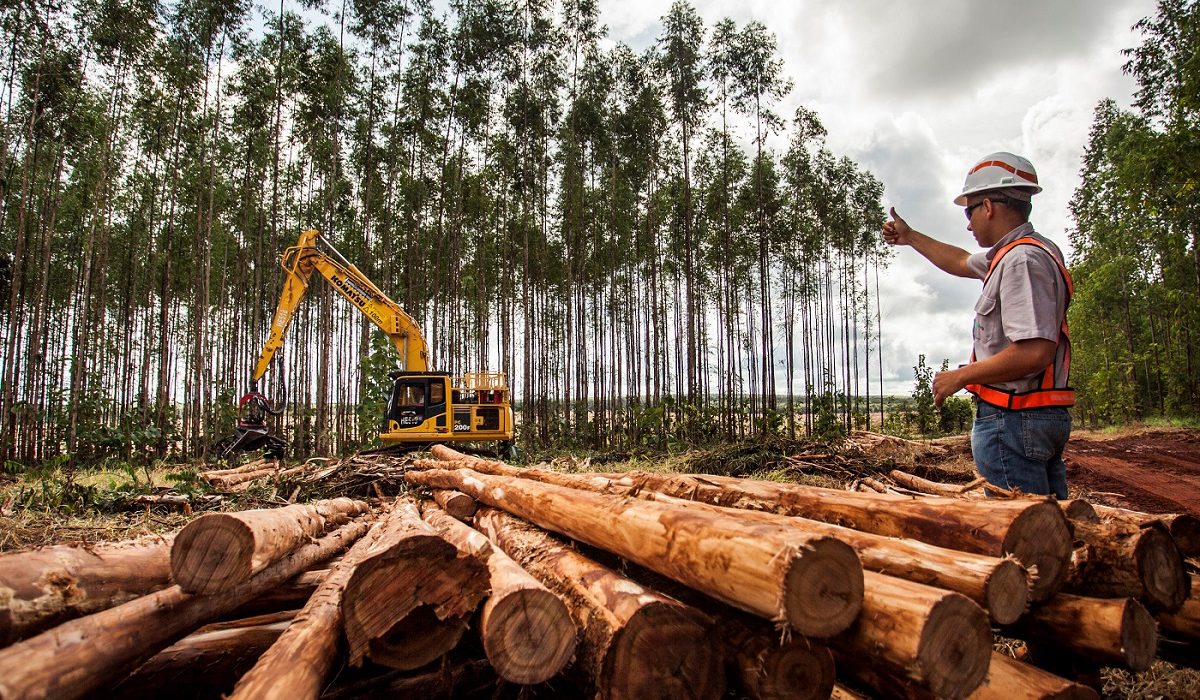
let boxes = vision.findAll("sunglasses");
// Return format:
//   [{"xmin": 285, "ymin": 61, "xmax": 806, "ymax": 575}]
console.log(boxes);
[{"xmin": 965, "ymin": 201, "xmax": 986, "ymax": 219}]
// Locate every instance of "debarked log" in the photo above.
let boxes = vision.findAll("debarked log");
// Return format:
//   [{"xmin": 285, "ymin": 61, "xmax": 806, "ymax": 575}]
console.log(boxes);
[
  {"xmin": 1155, "ymin": 574, "xmax": 1200, "ymax": 669},
  {"xmin": 431, "ymin": 489, "xmax": 477, "ymax": 520},
  {"xmin": 1066, "ymin": 519, "xmax": 1189, "ymax": 612},
  {"xmin": 415, "ymin": 458, "xmax": 1030, "ymax": 625},
  {"xmin": 114, "ymin": 610, "xmax": 296, "ymax": 696},
  {"xmin": 340, "ymin": 498, "xmax": 489, "ymax": 671},
  {"xmin": 596, "ymin": 469, "xmax": 1072, "ymax": 602},
  {"xmin": 421, "ymin": 503, "xmax": 576, "ymax": 684},
  {"xmin": 405, "ymin": 467, "xmax": 863, "ymax": 638},
  {"xmin": 171, "ymin": 497, "xmax": 370, "ymax": 594},
  {"xmin": 719, "ymin": 612, "xmax": 835, "ymax": 700},
  {"xmin": 1091, "ymin": 504, "xmax": 1200, "ymax": 559},
  {"xmin": 831, "ymin": 572, "xmax": 992, "ymax": 700},
  {"xmin": 1014, "ymin": 594, "xmax": 1157, "ymax": 672},
  {"xmin": 229, "ymin": 500, "xmax": 421, "ymax": 700},
  {"xmin": 474, "ymin": 507, "xmax": 725, "ymax": 700},
  {"xmin": 0, "ymin": 535, "xmax": 174, "ymax": 646},
  {"xmin": 0, "ymin": 518, "xmax": 369, "ymax": 700},
  {"xmin": 834, "ymin": 649, "xmax": 1097, "ymax": 700}
]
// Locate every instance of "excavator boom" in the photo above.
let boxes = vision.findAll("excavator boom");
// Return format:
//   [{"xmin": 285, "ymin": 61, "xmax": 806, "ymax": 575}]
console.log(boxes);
[{"xmin": 253, "ymin": 229, "xmax": 428, "ymax": 381}]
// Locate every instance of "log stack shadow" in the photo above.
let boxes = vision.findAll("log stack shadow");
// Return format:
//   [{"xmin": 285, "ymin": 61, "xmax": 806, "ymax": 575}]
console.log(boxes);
[{"xmin": 0, "ymin": 445, "xmax": 1195, "ymax": 699}]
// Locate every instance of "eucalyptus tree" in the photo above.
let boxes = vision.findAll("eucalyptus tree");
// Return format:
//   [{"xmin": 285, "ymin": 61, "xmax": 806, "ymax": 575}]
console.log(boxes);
[
  {"xmin": 727, "ymin": 21, "xmax": 790, "ymax": 424},
  {"xmin": 658, "ymin": 0, "xmax": 707, "ymax": 409}
]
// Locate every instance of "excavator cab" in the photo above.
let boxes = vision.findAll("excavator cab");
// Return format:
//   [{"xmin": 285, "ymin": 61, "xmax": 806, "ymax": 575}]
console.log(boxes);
[{"xmin": 381, "ymin": 371, "xmax": 514, "ymax": 448}]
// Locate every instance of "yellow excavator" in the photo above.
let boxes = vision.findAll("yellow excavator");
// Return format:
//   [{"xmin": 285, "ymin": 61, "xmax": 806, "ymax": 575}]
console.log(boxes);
[{"xmin": 216, "ymin": 229, "xmax": 514, "ymax": 458}]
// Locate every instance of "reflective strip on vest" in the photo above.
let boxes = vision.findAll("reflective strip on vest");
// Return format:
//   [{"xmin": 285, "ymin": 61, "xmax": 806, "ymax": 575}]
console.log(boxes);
[{"xmin": 964, "ymin": 236, "xmax": 1074, "ymax": 410}]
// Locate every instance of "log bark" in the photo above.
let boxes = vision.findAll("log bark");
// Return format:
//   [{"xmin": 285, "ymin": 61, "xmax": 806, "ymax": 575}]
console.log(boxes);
[
  {"xmin": 1091, "ymin": 504, "xmax": 1200, "ymax": 558},
  {"xmin": 340, "ymin": 498, "xmax": 489, "ymax": 671},
  {"xmin": 171, "ymin": 497, "xmax": 369, "ymax": 594},
  {"xmin": 831, "ymin": 572, "xmax": 992, "ymax": 699},
  {"xmin": 114, "ymin": 610, "xmax": 296, "ymax": 696},
  {"xmin": 0, "ymin": 518, "xmax": 369, "ymax": 700},
  {"xmin": 421, "ymin": 503, "xmax": 576, "ymax": 684},
  {"xmin": 405, "ymin": 467, "xmax": 863, "ymax": 638},
  {"xmin": 1016, "ymin": 594, "xmax": 1157, "ymax": 671},
  {"xmin": 431, "ymin": 489, "xmax": 477, "ymax": 520},
  {"xmin": 0, "ymin": 535, "xmax": 173, "ymax": 646},
  {"xmin": 421, "ymin": 452, "xmax": 1070, "ymax": 602},
  {"xmin": 474, "ymin": 507, "xmax": 725, "ymax": 699},
  {"xmin": 1067, "ymin": 519, "xmax": 1189, "ymax": 611},
  {"xmin": 229, "ymin": 500, "xmax": 417, "ymax": 699},
  {"xmin": 720, "ymin": 613, "xmax": 835, "ymax": 700},
  {"xmin": 417, "ymin": 459, "xmax": 1030, "ymax": 625}
]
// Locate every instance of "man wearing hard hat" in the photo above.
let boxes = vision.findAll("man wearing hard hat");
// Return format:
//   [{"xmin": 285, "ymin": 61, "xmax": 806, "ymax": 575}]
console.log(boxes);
[{"xmin": 883, "ymin": 153, "xmax": 1073, "ymax": 499}]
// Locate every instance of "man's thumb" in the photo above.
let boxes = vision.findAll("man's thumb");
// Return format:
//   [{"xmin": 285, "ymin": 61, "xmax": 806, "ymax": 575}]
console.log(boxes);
[{"xmin": 889, "ymin": 206, "xmax": 901, "ymax": 221}]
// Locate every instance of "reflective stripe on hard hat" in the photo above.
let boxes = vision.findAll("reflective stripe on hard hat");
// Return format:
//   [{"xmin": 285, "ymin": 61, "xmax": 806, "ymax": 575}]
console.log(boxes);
[
  {"xmin": 954, "ymin": 152, "xmax": 1043, "ymax": 205},
  {"xmin": 964, "ymin": 236, "xmax": 1075, "ymax": 410},
  {"xmin": 968, "ymin": 159, "xmax": 1038, "ymax": 184}
]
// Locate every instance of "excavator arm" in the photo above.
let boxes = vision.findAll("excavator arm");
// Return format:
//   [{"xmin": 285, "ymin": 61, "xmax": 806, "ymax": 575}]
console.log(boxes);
[{"xmin": 252, "ymin": 229, "xmax": 429, "ymax": 382}]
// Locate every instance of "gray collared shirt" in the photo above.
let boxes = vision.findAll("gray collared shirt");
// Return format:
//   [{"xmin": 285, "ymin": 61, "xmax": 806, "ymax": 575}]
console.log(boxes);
[{"xmin": 965, "ymin": 223, "xmax": 1070, "ymax": 394}]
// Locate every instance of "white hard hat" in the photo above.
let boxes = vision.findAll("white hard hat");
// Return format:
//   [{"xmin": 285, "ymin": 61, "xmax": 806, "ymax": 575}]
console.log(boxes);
[{"xmin": 953, "ymin": 152, "xmax": 1042, "ymax": 205}]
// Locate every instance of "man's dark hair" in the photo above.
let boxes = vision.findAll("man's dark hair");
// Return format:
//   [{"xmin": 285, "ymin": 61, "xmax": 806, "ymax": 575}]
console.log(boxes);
[{"xmin": 990, "ymin": 195, "xmax": 1032, "ymax": 222}]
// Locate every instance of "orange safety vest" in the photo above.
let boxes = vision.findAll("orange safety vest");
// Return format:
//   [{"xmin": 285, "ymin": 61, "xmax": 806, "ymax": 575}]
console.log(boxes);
[{"xmin": 965, "ymin": 236, "xmax": 1075, "ymax": 410}]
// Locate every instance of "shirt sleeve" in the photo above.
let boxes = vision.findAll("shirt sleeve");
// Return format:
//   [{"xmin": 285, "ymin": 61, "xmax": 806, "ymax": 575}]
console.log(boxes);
[
  {"xmin": 995, "ymin": 248, "xmax": 1063, "ymax": 343},
  {"xmin": 966, "ymin": 251, "xmax": 989, "ymax": 280}
]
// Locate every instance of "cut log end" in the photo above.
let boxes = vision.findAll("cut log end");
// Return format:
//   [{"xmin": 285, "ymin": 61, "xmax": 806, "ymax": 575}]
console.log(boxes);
[
  {"xmin": 432, "ymin": 489, "xmax": 478, "ymax": 520},
  {"xmin": 781, "ymin": 536, "xmax": 863, "ymax": 638},
  {"xmin": 1135, "ymin": 526, "xmax": 1189, "ymax": 611},
  {"xmin": 747, "ymin": 639, "xmax": 836, "ymax": 700},
  {"xmin": 1120, "ymin": 599, "xmax": 1159, "ymax": 672},
  {"xmin": 985, "ymin": 558, "xmax": 1031, "ymax": 625},
  {"xmin": 481, "ymin": 587, "xmax": 576, "ymax": 685},
  {"xmin": 171, "ymin": 514, "xmax": 255, "ymax": 594},
  {"xmin": 1168, "ymin": 514, "xmax": 1200, "ymax": 558},
  {"xmin": 604, "ymin": 602, "xmax": 725, "ymax": 700},
  {"xmin": 1003, "ymin": 502, "xmax": 1073, "ymax": 601},
  {"xmin": 918, "ymin": 593, "xmax": 992, "ymax": 699}
]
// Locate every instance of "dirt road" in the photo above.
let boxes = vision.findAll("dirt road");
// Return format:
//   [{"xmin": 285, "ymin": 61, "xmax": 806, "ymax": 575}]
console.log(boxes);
[{"xmin": 1066, "ymin": 429, "xmax": 1200, "ymax": 516}]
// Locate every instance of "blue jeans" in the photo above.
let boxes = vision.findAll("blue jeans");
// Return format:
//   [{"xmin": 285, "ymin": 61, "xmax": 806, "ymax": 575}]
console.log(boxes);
[{"xmin": 971, "ymin": 403, "xmax": 1071, "ymax": 499}]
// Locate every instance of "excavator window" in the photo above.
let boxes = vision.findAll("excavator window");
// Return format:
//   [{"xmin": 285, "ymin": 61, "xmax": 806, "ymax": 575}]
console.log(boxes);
[{"xmin": 397, "ymin": 383, "xmax": 425, "ymax": 407}]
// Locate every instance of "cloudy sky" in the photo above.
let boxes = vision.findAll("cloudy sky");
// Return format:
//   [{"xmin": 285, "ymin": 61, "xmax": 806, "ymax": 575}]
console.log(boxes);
[{"xmin": 599, "ymin": 0, "xmax": 1156, "ymax": 395}]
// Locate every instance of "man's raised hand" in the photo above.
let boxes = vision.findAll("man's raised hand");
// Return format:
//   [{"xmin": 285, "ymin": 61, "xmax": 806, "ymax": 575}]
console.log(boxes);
[{"xmin": 882, "ymin": 207, "xmax": 912, "ymax": 246}]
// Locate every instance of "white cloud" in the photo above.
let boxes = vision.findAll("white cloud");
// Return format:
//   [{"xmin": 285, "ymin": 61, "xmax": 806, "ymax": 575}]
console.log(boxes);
[{"xmin": 602, "ymin": 0, "xmax": 1157, "ymax": 396}]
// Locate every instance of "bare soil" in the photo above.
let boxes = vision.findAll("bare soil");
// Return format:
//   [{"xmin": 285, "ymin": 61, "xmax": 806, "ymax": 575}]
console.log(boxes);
[{"xmin": 1065, "ymin": 429, "xmax": 1200, "ymax": 516}]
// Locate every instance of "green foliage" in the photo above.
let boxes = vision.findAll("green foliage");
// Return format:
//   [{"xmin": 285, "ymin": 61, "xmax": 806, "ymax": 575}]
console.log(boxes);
[
  {"xmin": 911, "ymin": 354, "xmax": 937, "ymax": 435},
  {"xmin": 1069, "ymin": 0, "xmax": 1200, "ymax": 424},
  {"xmin": 355, "ymin": 331, "xmax": 395, "ymax": 449}
]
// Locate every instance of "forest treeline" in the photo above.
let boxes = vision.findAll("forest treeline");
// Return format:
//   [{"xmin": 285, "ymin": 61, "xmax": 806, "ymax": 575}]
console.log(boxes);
[
  {"xmin": 1068, "ymin": 0, "xmax": 1200, "ymax": 425},
  {"xmin": 0, "ymin": 0, "xmax": 892, "ymax": 463}
]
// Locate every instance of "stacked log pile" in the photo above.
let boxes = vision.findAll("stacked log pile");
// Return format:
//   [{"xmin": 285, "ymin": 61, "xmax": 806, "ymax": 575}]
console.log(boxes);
[{"xmin": 0, "ymin": 448, "xmax": 1195, "ymax": 699}]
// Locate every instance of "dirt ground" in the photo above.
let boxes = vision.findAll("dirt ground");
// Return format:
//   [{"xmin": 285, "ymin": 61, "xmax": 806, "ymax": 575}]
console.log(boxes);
[{"xmin": 1065, "ymin": 428, "xmax": 1200, "ymax": 516}]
